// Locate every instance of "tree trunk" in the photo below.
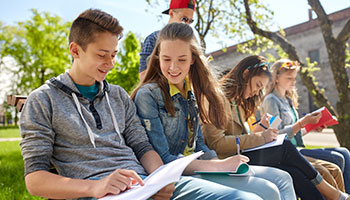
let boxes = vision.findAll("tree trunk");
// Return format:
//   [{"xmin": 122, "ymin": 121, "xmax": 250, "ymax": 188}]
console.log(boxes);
[
  {"xmin": 41, "ymin": 68, "xmax": 45, "ymax": 85},
  {"xmin": 333, "ymin": 118, "xmax": 350, "ymax": 148},
  {"xmin": 308, "ymin": 0, "xmax": 350, "ymax": 149},
  {"xmin": 14, "ymin": 109, "xmax": 18, "ymax": 126}
]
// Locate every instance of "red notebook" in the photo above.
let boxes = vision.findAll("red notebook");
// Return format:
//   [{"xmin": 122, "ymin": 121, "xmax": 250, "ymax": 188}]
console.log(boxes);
[{"xmin": 304, "ymin": 107, "xmax": 338, "ymax": 133}]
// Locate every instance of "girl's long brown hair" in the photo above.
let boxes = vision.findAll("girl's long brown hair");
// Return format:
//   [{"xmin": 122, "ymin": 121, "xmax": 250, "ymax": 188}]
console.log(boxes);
[
  {"xmin": 131, "ymin": 22, "xmax": 228, "ymax": 129},
  {"xmin": 265, "ymin": 59, "xmax": 300, "ymax": 108},
  {"xmin": 220, "ymin": 55, "xmax": 271, "ymax": 120}
]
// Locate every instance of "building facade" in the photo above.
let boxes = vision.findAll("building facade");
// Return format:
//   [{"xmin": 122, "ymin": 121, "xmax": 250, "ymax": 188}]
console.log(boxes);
[{"xmin": 209, "ymin": 8, "xmax": 350, "ymax": 115}]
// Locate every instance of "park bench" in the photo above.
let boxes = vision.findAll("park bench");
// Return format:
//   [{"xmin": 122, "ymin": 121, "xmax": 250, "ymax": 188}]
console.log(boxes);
[
  {"xmin": 7, "ymin": 95, "xmax": 27, "ymax": 112},
  {"xmin": 7, "ymin": 95, "xmax": 59, "ymax": 177}
]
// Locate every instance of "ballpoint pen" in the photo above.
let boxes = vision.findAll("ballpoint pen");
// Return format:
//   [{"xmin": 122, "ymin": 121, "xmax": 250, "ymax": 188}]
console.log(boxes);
[
  {"xmin": 252, "ymin": 119, "xmax": 268, "ymax": 130},
  {"xmin": 252, "ymin": 119, "xmax": 260, "ymax": 126},
  {"xmin": 236, "ymin": 137, "xmax": 240, "ymax": 155},
  {"xmin": 258, "ymin": 123, "xmax": 268, "ymax": 130}
]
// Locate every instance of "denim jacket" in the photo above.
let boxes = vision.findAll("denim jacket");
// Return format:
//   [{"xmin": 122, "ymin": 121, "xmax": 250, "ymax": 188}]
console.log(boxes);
[
  {"xmin": 261, "ymin": 91, "xmax": 305, "ymax": 147},
  {"xmin": 134, "ymin": 83, "xmax": 217, "ymax": 164}
]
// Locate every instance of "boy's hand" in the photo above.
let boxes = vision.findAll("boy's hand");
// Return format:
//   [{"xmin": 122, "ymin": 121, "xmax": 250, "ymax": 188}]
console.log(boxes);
[
  {"xmin": 262, "ymin": 128, "xmax": 279, "ymax": 143},
  {"xmin": 92, "ymin": 169, "xmax": 144, "ymax": 198},
  {"xmin": 151, "ymin": 183, "xmax": 175, "ymax": 200}
]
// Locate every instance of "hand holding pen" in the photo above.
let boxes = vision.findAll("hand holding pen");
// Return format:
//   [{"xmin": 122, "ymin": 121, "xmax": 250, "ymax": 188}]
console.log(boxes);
[
  {"xmin": 252, "ymin": 114, "xmax": 278, "ymax": 143},
  {"xmin": 252, "ymin": 113, "xmax": 271, "ymax": 132}
]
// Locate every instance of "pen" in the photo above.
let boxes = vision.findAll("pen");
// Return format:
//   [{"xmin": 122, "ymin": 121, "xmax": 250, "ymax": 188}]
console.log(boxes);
[
  {"xmin": 236, "ymin": 137, "xmax": 240, "ymax": 155},
  {"xmin": 258, "ymin": 123, "xmax": 268, "ymax": 130},
  {"xmin": 252, "ymin": 119, "xmax": 268, "ymax": 129},
  {"xmin": 252, "ymin": 119, "xmax": 260, "ymax": 126}
]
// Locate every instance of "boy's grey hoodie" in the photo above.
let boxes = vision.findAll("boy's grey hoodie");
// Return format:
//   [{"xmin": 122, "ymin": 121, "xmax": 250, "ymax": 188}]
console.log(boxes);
[{"xmin": 20, "ymin": 72, "xmax": 152, "ymax": 179}]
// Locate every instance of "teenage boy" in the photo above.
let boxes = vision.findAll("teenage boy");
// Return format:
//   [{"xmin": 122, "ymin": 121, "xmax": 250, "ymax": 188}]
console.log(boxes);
[
  {"xmin": 139, "ymin": 0, "xmax": 196, "ymax": 80},
  {"xmin": 20, "ymin": 9, "xmax": 259, "ymax": 200}
]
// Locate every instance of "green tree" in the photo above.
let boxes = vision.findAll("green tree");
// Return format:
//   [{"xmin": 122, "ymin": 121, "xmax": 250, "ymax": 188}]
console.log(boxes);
[
  {"xmin": 106, "ymin": 32, "xmax": 141, "ymax": 93},
  {"xmin": 0, "ymin": 9, "xmax": 71, "ymax": 95}
]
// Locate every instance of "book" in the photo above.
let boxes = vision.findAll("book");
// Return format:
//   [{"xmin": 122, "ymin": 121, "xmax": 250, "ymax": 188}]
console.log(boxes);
[
  {"xmin": 99, "ymin": 151, "xmax": 204, "ymax": 200},
  {"xmin": 304, "ymin": 107, "xmax": 338, "ymax": 133},
  {"xmin": 242, "ymin": 133, "xmax": 287, "ymax": 152},
  {"xmin": 195, "ymin": 162, "xmax": 255, "ymax": 176}
]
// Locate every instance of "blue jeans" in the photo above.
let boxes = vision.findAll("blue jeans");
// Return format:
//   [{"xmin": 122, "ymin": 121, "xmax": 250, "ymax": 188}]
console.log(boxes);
[
  {"xmin": 300, "ymin": 147, "xmax": 350, "ymax": 193},
  {"xmin": 243, "ymin": 140, "xmax": 325, "ymax": 200},
  {"xmin": 79, "ymin": 175, "xmax": 262, "ymax": 200},
  {"xmin": 199, "ymin": 165, "xmax": 296, "ymax": 200},
  {"xmin": 172, "ymin": 176, "xmax": 262, "ymax": 200}
]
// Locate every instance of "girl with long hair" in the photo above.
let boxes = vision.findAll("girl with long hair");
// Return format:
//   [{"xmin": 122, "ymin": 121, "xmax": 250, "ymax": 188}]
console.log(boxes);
[
  {"xmin": 261, "ymin": 58, "xmax": 350, "ymax": 193},
  {"xmin": 131, "ymin": 23, "xmax": 295, "ymax": 200},
  {"xmin": 202, "ymin": 55, "xmax": 349, "ymax": 200}
]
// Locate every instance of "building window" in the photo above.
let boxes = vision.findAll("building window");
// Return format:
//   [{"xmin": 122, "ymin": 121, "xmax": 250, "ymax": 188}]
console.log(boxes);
[
  {"xmin": 308, "ymin": 49, "xmax": 320, "ymax": 63},
  {"xmin": 307, "ymin": 49, "xmax": 320, "ymax": 112}
]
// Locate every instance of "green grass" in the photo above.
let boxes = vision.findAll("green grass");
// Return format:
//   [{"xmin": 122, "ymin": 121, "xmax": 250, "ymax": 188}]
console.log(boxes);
[
  {"xmin": 0, "ymin": 141, "xmax": 43, "ymax": 200},
  {"xmin": 0, "ymin": 128, "xmax": 21, "ymax": 138},
  {"xmin": 0, "ymin": 129, "xmax": 329, "ymax": 200},
  {"xmin": 305, "ymin": 145, "xmax": 334, "ymax": 149}
]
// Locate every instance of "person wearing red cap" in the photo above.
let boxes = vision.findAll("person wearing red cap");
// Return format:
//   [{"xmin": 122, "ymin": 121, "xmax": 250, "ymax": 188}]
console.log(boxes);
[{"xmin": 139, "ymin": 0, "xmax": 196, "ymax": 80}]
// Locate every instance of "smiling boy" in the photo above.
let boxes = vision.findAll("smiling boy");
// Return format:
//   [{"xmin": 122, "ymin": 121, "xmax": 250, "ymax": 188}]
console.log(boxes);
[
  {"xmin": 19, "ymin": 8, "xmax": 252, "ymax": 200},
  {"xmin": 20, "ymin": 8, "xmax": 171, "ymax": 199}
]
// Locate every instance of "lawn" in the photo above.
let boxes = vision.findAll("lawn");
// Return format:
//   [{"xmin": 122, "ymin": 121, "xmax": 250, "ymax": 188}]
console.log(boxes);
[
  {"xmin": 0, "ymin": 128, "xmax": 21, "ymax": 138},
  {"xmin": 0, "ymin": 128, "xmax": 336, "ymax": 199},
  {"xmin": 0, "ymin": 141, "xmax": 43, "ymax": 199},
  {"xmin": 305, "ymin": 145, "xmax": 335, "ymax": 149}
]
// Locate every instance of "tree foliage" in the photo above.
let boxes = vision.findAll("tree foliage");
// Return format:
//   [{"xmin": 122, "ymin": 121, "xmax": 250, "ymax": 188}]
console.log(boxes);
[
  {"xmin": 145, "ymin": 0, "xmax": 274, "ymax": 50},
  {"xmin": 106, "ymin": 32, "xmax": 141, "ymax": 93},
  {"xmin": 0, "ymin": 9, "xmax": 71, "ymax": 95}
]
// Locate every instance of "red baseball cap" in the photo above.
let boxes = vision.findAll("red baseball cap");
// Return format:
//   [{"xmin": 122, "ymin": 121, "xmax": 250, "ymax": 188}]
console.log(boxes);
[{"xmin": 162, "ymin": 0, "xmax": 196, "ymax": 15}]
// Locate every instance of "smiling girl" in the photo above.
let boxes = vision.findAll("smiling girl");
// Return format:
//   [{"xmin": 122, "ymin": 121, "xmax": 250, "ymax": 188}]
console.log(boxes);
[{"xmin": 131, "ymin": 22, "xmax": 297, "ymax": 200}]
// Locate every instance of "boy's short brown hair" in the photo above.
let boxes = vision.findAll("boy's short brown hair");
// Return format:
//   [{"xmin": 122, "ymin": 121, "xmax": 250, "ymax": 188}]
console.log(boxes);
[{"xmin": 69, "ymin": 9, "xmax": 123, "ymax": 51}]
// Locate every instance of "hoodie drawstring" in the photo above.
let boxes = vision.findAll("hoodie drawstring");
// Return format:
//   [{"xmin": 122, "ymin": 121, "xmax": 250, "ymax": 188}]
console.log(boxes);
[
  {"xmin": 71, "ymin": 90, "xmax": 123, "ymax": 147},
  {"xmin": 105, "ymin": 92, "xmax": 123, "ymax": 144},
  {"xmin": 72, "ymin": 93, "xmax": 99, "ymax": 148}
]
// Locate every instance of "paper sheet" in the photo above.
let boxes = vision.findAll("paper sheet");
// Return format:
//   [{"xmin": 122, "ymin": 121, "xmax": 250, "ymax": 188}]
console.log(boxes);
[
  {"xmin": 242, "ymin": 133, "xmax": 286, "ymax": 152},
  {"xmin": 99, "ymin": 151, "xmax": 204, "ymax": 200}
]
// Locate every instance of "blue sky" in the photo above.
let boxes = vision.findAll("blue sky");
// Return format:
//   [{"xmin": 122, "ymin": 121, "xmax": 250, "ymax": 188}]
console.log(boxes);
[{"xmin": 0, "ymin": 0, "xmax": 349, "ymax": 53}]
